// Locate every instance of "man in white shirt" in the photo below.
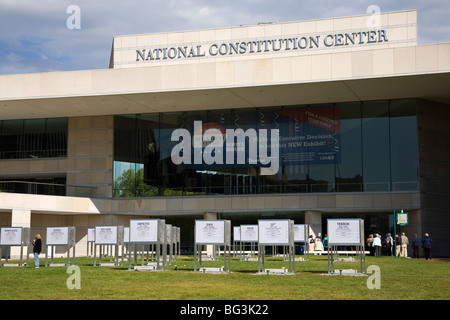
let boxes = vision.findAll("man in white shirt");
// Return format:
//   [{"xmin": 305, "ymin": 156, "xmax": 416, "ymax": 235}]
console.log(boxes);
[{"xmin": 373, "ymin": 233, "xmax": 382, "ymax": 256}]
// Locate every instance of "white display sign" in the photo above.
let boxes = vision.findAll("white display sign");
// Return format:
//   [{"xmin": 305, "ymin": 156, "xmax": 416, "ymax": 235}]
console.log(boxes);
[
  {"xmin": 294, "ymin": 224, "xmax": 306, "ymax": 242},
  {"xmin": 0, "ymin": 227, "xmax": 22, "ymax": 246},
  {"xmin": 124, "ymin": 227, "xmax": 130, "ymax": 243},
  {"xmin": 195, "ymin": 220, "xmax": 225, "ymax": 245},
  {"xmin": 129, "ymin": 219, "xmax": 158, "ymax": 243},
  {"xmin": 240, "ymin": 225, "xmax": 258, "ymax": 242},
  {"xmin": 46, "ymin": 227, "xmax": 69, "ymax": 246},
  {"xmin": 87, "ymin": 228, "xmax": 95, "ymax": 242},
  {"xmin": 258, "ymin": 220, "xmax": 291, "ymax": 245},
  {"xmin": 233, "ymin": 226, "xmax": 240, "ymax": 242},
  {"xmin": 95, "ymin": 226, "xmax": 118, "ymax": 245},
  {"xmin": 327, "ymin": 219, "xmax": 362, "ymax": 245}
]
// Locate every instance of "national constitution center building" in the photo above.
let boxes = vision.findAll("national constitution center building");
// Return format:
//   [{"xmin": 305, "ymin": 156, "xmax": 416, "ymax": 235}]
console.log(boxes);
[{"xmin": 1, "ymin": 10, "xmax": 449, "ymax": 257}]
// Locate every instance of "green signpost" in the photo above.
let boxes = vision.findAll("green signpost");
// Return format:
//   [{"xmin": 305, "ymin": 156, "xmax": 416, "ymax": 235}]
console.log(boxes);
[{"xmin": 393, "ymin": 210, "xmax": 408, "ymax": 258}]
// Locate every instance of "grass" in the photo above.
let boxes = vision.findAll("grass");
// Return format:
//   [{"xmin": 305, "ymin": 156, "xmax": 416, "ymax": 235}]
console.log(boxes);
[{"xmin": 0, "ymin": 255, "xmax": 449, "ymax": 300}]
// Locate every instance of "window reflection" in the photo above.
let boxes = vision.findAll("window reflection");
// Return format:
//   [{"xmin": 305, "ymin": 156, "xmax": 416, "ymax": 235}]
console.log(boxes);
[
  {"xmin": 113, "ymin": 99, "xmax": 419, "ymax": 197},
  {"xmin": 0, "ymin": 118, "xmax": 67, "ymax": 159},
  {"xmin": 362, "ymin": 101, "xmax": 390, "ymax": 191}
]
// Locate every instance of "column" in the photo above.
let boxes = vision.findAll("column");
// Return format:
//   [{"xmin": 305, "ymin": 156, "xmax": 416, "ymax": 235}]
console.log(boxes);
[{"xmin": 305, "ymin": 210, "xmax": 322, "ymax": 238}]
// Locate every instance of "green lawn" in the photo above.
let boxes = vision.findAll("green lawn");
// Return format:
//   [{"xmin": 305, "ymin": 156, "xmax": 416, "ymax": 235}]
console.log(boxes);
[{"xmin": 1, "ymin": 255, "xmax": 448, "ymax": 300}]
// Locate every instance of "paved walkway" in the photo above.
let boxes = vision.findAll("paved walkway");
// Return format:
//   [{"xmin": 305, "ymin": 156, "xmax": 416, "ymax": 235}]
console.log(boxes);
[{"xmin": 417, "ymin": 258, "xmax": 450, "ymax": 262}]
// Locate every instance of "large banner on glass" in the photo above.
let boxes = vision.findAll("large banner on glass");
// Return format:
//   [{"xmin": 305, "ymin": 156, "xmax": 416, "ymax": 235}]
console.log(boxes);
[
  {"xmin": 164, "ymin": 106, "xmax": 340, "ymax": 170},
  {"xmin": 276, "ymin": 106, "xmax": 340, "ymax": 165}
]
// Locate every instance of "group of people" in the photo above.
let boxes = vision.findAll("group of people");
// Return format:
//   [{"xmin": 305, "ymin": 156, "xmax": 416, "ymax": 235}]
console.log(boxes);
[
  {"xmin": 366, "ymin": 232, "xmax": 433, "ymax": 259},
  {"xmin": 307, "ymin": 233, "xmax": 328, "ymax": 252},
  {"xmin": 366, "ymin": 233, "xmax": 384, "ymax": 256}
]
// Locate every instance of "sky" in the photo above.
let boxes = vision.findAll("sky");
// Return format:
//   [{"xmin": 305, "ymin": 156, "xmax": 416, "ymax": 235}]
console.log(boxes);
[{"xmin": 0, "ymin": 0, "xmax": 449, "ymax": 75}]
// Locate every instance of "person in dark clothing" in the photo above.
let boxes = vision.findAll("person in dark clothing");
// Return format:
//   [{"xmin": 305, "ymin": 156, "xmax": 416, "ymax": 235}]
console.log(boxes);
[
  {"xmin": 412, "ymin": 234, "xmax": 421, "ymax": 259},
  {"xmin": 32, "ymin": 234, "xmax": 42, "ymax": 268},
  {"xmin": 395, "ymin": 233, "xmax": 402, "ymax": 257},
  {"xmin": 422, "ymin": 233, "xmax": 433, "ymax": 260},
  {"xmin": 385, "ymin": 233, "xmax": 393, "ymax": 256}
]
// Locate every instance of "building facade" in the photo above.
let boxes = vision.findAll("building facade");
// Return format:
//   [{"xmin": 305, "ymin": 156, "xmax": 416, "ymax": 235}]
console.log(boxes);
[{"xmin": 1, "ymin": 10, "xmax": 449, "ymax": 257}]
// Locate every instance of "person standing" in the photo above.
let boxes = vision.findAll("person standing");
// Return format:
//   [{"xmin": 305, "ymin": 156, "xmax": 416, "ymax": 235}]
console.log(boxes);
[
  {"xmin": 422, "ymin": 233, "xmax": 433, "ymax": 260},
  {"xmin": 373, "ymin": 234, "xmax": 382, "ymax": 256},
  {"xmin": 322, "ymin": 234, "xmax": 328, "ymax": 251},
  {"xmin": 385, "ymin": 233, "xmax": 393, "ymax": 256},
  {"xmin": 32, "ymin": 234, "xmax": 42, "ymax": 268},
  {"xmin": 412, "ymin": 234, "xmax": 421, "ymax": 259},
  {"xmin": 395, "ymin": 233, "xmax": 402, "ymax": 257},
  {"xmin": 314, "ymin": 233, "xmax": 324, "ymax": 252},
  {"xmin": 401, "ymin": 232, "xmax": 409, "ymax": 257},
  {"xmin": 366, "ymin": 234, "xmax": 374, "ymax": 256},
  {"xmin": 308, "ymin": 235, "xmax": 315, "ymax": 253}
]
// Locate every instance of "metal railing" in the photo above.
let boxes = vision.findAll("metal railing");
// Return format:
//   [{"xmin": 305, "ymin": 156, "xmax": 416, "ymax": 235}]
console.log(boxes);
[{"xmin": 113, "ymin": 181, "xmax": 419, "ymax": 198}]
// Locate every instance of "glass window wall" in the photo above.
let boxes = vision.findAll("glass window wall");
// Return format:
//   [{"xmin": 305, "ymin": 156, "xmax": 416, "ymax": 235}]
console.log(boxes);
[
  {"xmin": 113, "ymin": 99, "xmax": 419, "ymax": 197},
  {"xmin": 0, "ymin": 118, "xmax": 67, "ymax": 159}
]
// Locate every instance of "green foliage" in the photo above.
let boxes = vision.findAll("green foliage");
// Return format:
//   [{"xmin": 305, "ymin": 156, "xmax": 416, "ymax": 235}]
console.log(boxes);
[
  {"xmin": 113, "ymin": 168, "xmax": 205, "ymax": 197},
  {"xmin": 113, "ymin": 168, "xmax": 158, "ymax": 197}
]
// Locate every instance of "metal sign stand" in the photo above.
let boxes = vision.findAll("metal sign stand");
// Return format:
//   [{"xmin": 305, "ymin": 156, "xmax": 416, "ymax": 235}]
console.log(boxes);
[
  {"xmin": 0, "ymin": 227, "xmax": 30, "ymax": 267},
  {"xmin": 240, "ymin": 241, "xmax": 257, "ymax": 261},
  {"xmin": 94, "ymin": 226, "xmax": 124, "ymax": 267},
  {"xmin": 194, "ymin": 220, "xmax": 231, "ymax": 273},
  {"xmin": 233, "ymin": 226, "xmax": 240, "ymax": 258},
  {"xmin": 87, "ymin": 228, "xmax": 95, "ymax": 257},
  {"xmin": 166, "ymin": 224, "xmax": 173, "ymax": 266},
  {"xmin": 45, "ymin": 226, "xmax": 76, "ymax": 267},
  {"xmin": 174, "ymin": 227, "xmax": 180, "ymax": 261},
  {"xmin": 128, "ymin": 219, "xmax": 166, "ymax": 271},
  {"xmin": 327, "ymin": 219, "xmax": 365, "ymax": 275},
  {"xmin": 258, "ymin": 220, "xmax": 295, "ymax": 274}
]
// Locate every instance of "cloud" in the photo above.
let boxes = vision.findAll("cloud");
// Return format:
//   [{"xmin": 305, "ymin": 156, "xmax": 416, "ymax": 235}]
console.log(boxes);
[{"xmin": 0, "ymin": 0, "xmax": 449, "ymax": 75}]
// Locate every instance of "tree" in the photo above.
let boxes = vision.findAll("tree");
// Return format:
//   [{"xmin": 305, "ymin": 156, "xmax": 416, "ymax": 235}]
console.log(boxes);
[{"xmin": 113, "ymin": 168, "xmax": 158, "ymax": 197}]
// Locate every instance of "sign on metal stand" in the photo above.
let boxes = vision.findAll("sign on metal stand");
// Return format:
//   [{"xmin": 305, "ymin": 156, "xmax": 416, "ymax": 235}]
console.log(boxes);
[
  {"xmin": 240, "ymin": 225, "xmax": 258, "ymax": 261},
  {"xmin": 194, "ymin": 220, "xmax": 231, "ymax": 273},
  {"xmin": 233, "ymin": 226, "xmax": 240, "ymax": 258},
  {"xmin": 87, "ymin": 228, "xmax": 95, "ymax": 257},
  {"xmin": 45, "ymin": 226, "xmax": 76, "ymax": 267},
  {"xmin": 166, "ymin": 224, "xmax": 173, "ymax": 266},
  {"xmin": 128, "ymin": 219, "xmax": 166, "ymax": 271},
  {"xmin": 327, "ymin": 219, "xmax": 365, "ymax": 275},
  {"xmin": 0, "ymin": 227, "xmax": 30, "ymax": 267},
  {"xmin": 258, "ymin": 219, "xmax": 295, "ymax": 274},
  {"xmin": 93, "ymin": 225, "xmax": 124, "ymax": 267},
  {"xmin": 175, "ymin": 227, "xmax": 181, "ymax": 259}
]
